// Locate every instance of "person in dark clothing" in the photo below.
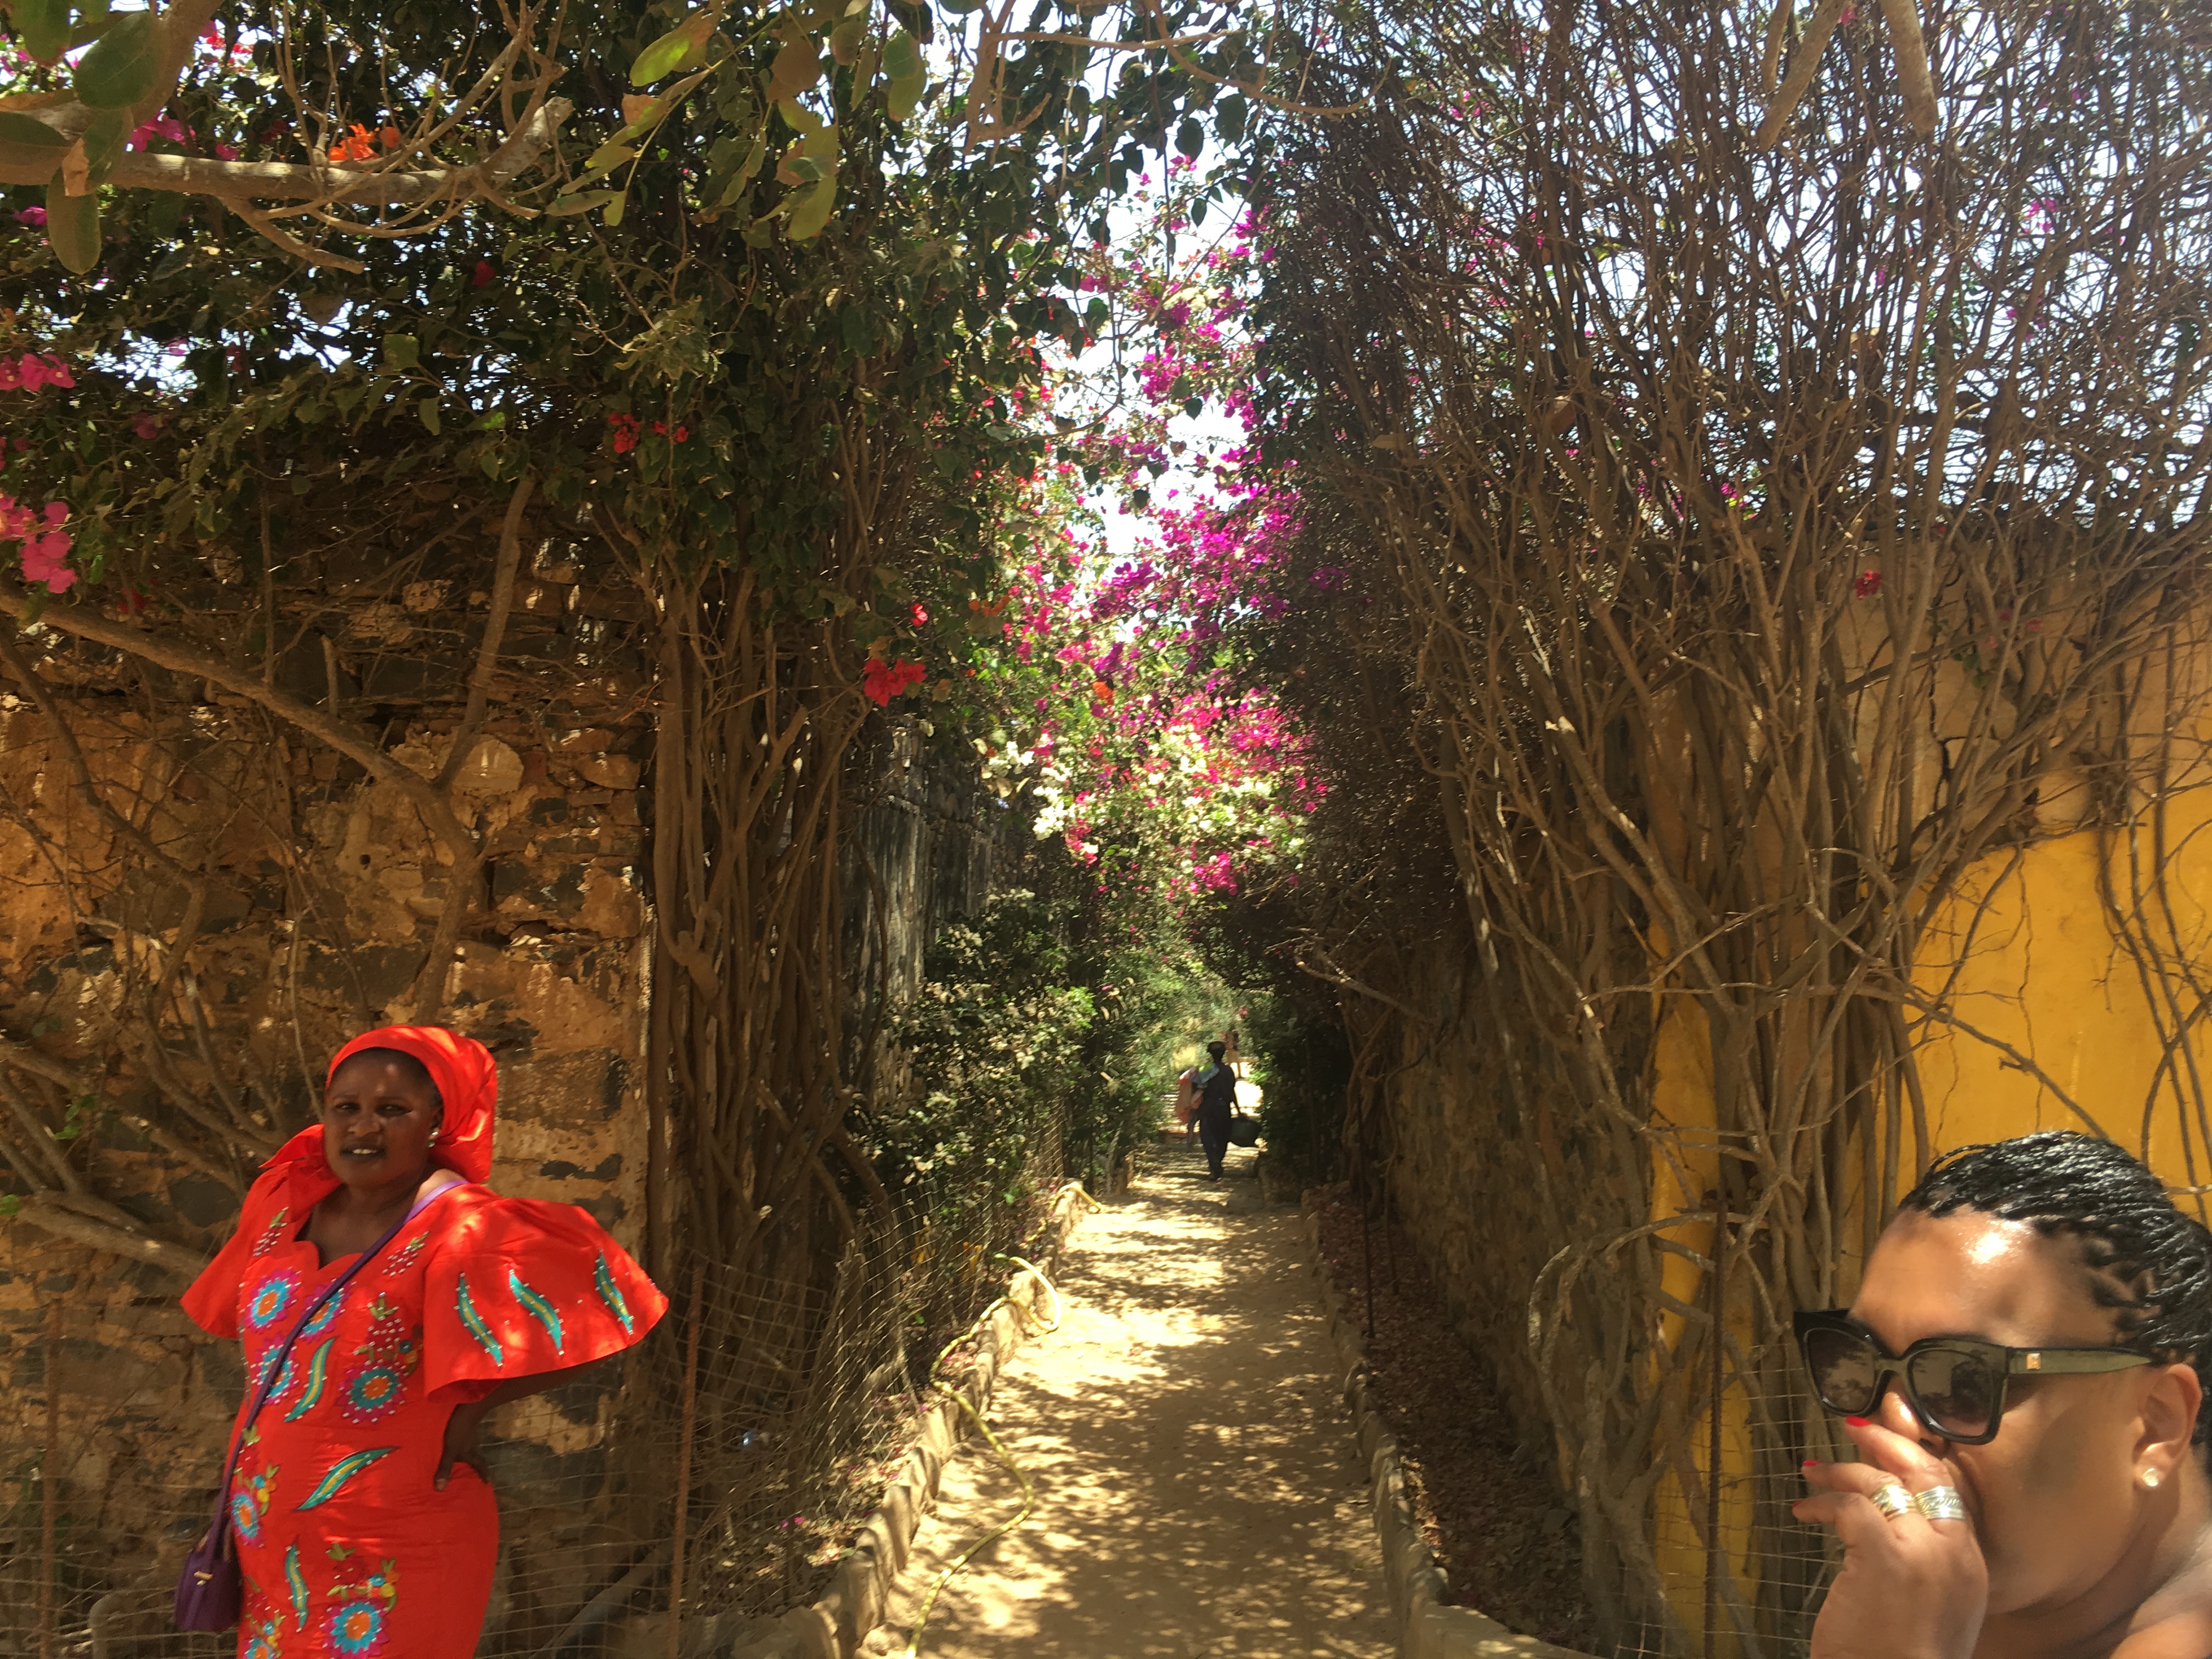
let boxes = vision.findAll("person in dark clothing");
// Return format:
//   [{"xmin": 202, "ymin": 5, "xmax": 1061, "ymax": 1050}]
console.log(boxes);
[{"xmin": 1193, "ymin": 1041, "xmax": 1237, "ymax": 1180}]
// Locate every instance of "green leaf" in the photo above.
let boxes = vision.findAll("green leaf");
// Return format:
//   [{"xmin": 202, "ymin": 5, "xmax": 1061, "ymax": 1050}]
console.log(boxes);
[
  {"xmin": 72, "ymin": 10, "xmax": 160, "ymax": 109},
  {"xmin": 582, "ymin": 140, "xmax": 639, "ymax": 177},
  {"xmin": 883, "ymin": 30, "xmax": 924, "ymax": 120},
  {"xmin": 631, "ymin": 10, "xmax": 715, "ymax": 87},
  {"xmin": 546, "ymin": 189, "xmax": 622, "ymax": 216},
  {"xmin": 382, "ymin": 333, "xmax": 420, "ymax": 371},
  {"xmin": 828, "ymin": 14, "xmax": 866, "ymax": 64},
  {"xmin": 714, "ymin": 136, "xmax": 767, "ymax": 208},
  {"xmin": 1176, "ymin": 117, "xmax": 1203, "ymax": 159},
  {"xmin": 767, "ymin": 27, "xmax": 822, "ymax": 106},
  {"xmin": 418, "ymin": 397, "xmax": 443, "ymax": 435},
  {"xmin": 603, "ymin": 191, "xmax": 627, "ymax": 227},
  {"xmin": 0, "ymin": 111, "xmax": 69, "ymax": 155},
  {"xmin": 9, "ymin": 0, "xmax": 69, "ymax": 63},
  {"xmin": 787, "ymin": 176, "xmax": 836, "ymax": 240},
  {"xmin": 80, "ymin": 106, "xmax": 126, "ymax": 183},
  {"xmin": 613, "ymin": 95, "xmax": 673, "ymax": 143},
  {"xmin": 44, "ymin": 178, "xmax": 96, "ymax": 273},
  {"xmin": 471, "ymin": 409, "xmax": 507, "ymax": 430},
  {"xmin": 0, "ymin": 1193, "xmax": 18, "ymax": 1218},
  {"xmin": 782, "ymin": 121, "xmax": 838, "ymax": 192}
]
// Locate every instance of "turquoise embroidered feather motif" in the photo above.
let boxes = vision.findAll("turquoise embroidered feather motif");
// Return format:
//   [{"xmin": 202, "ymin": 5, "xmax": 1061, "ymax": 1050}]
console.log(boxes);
[
  {"xmin": 284, "ymin": 1339, "xmax": 334, "ymax": 1421},
  {"xmin": 594, "ymin": 1252, "xmax": 635, "ymax": 1333},
  {"xmin": 296, "ymin": 1447, "xmax": 396, "ymax": 1511},
  {"xmin": 286, "ymin": 1544, "xmax": 309, "ymax": 1630},
  {"xmin": 455, "ymin": 1273, "xmax": 504, "ymax": 1365},
  {"xmin": 508, "ymin": 1269, "xmax": 565, "ymax": 1351}
]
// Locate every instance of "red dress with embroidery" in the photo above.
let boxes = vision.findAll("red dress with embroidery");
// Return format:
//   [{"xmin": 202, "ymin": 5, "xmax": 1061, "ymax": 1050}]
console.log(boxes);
[{"xmin": 182, "ymin": 1167, "xmax": 667, "ymax": 1659}]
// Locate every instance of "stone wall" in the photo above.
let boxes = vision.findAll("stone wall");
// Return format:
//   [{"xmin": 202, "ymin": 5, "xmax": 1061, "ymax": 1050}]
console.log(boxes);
[
  {"xmin": 0, "ymin": 543, "xmax": 1023, "ymax": 1648},
  {"xmin": 1367, "ymin": 941, "xmax": 1566, "ymax": 1459},
  {"xmin": 0, "ymin": 531, "xmax": 663, "ymax": 1647}
]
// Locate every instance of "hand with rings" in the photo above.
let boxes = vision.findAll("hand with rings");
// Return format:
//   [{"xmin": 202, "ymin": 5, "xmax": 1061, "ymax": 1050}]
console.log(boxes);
[{"xmin": 1794, "ymin": 1418, "xmax": 1987, "ymax": 1659}]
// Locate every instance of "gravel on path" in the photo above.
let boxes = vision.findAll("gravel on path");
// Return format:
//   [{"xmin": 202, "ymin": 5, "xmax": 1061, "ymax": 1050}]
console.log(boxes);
[{"xmin": 869, "ymin": 1143, "xmax": 1396, "ymax": 1659}]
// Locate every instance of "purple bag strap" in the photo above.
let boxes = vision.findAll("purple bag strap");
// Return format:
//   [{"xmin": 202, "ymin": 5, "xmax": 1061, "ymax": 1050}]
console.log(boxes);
[{"xmin": 203, "ymin": 1181, "xmax": 452, "ymax": 1538}]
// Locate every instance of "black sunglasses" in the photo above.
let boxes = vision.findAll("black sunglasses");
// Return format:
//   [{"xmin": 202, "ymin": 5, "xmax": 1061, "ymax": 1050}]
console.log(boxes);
[{"xmin": 1793, "ymin": 1310, "xmax": 2151, "ymax": 1444}]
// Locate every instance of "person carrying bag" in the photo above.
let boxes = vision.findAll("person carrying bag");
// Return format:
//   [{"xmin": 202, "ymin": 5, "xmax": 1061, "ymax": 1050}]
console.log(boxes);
[{"xmin": 1193, "ymin": 1041, "xmax": 1240, "ymax": 1180}]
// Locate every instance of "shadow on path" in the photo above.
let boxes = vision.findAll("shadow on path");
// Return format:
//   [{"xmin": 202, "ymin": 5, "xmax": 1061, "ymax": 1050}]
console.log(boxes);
[{"xmin": 870, "ymin": 1144, "xmax": 1394, "ymax": 1659}]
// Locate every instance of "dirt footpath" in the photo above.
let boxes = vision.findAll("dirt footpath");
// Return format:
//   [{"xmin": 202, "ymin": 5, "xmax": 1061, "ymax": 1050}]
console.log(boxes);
[{"xmin": 869, "ymin": 1143, "xmax": 1395, "ymax": 1659}]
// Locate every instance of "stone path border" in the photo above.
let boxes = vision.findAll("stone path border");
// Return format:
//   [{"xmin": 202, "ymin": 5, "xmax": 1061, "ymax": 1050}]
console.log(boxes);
[
  {"xmin": 1299, "ymin": 1195, "xmax": 1597, "ymax": 1659},
  {"xmin": 714, "ymin": 1182, "xmax": 1094, "ymax": 1659}
]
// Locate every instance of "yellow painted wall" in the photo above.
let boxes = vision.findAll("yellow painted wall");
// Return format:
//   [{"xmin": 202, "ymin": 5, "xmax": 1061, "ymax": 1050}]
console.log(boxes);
[{"xmin": 1646, "ymin": 783, "xmax": 2212, "ymax": 1650}]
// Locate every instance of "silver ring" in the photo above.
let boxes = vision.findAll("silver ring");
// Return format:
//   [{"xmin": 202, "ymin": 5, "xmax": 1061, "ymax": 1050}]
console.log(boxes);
[
  {"xmin": 1868, "ymin": 1483, "xmax": 1914, "ymax": 1520},
  {"xmin": 1913, "ymin": 1485, "xmax": 1967, "ymax": 1521}
]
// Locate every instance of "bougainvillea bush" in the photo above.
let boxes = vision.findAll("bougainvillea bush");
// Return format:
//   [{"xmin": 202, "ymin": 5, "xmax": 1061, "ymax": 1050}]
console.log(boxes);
[{"xmin": 956, "ymin": 168, "xmax": 1334, "ymax": 917}]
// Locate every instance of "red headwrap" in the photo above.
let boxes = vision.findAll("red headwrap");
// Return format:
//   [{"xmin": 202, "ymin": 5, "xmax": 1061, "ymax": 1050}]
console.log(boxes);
[{"xmin": 266, "ymin": 1025, "xmax": 499, "ymax": 1184}]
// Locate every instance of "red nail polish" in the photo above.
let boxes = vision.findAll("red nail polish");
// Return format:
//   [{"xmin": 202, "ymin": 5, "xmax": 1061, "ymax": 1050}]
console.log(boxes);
[
  {"xmin": 1801, "ymin": 1458, "xmax": 1819, "ymax": 1467},
  {"xmin": 1844, "ymin": 1415, "xmax": 1870, "ymax": 1426}
]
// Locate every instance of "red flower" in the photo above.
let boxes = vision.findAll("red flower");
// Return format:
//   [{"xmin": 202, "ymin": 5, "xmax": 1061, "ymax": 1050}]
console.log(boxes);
[
  {"xmin": 910, "ymin": 602, "xmax": 929, "ymax": 626},
  {"xmin": 863, "ymin": 659, "xmax": 927, "ymax": 706},
  {"xmin": 1854, "ymin": 569, "xmax": 1882, "ymax": 599},
  {"xmin": 607, "ymin": 412, "xmax": 641, "ymax": 454},
  {"xmin": 471, "ymin": 259, "xmax": 495, "ymax": 287}
]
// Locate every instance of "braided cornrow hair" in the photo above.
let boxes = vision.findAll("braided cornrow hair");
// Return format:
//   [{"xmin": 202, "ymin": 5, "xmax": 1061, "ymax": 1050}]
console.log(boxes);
[{"xmin": 1899, "ymin": 1131, "xmax": 2212, "ymax": 1443}]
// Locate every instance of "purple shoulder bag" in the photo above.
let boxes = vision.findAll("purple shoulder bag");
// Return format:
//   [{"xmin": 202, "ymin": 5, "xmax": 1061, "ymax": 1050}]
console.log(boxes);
[{"xmin": 174, "ymin": 1186, "xmax": 444, "ymax": 1632}]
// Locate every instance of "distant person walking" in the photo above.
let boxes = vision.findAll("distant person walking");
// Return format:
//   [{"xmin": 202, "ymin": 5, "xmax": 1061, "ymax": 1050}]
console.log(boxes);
[
  {"xmin": 1193, "ymin": 1041, "xmax": 1238, "ymax": 1180},
  {"xmin": 1174, "ymin": 1063, "xmax": 1201, "ymax": 1150}
]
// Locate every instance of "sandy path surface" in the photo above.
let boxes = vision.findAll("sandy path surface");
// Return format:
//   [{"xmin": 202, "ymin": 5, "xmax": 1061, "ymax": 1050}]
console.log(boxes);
[{"xmin": 868, "ymin": 1142, "xmax": 1395, "ymax": 1659}]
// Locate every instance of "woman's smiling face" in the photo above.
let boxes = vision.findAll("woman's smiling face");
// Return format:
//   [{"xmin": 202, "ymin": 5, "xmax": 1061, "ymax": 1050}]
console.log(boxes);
[
  {"xmin": 1850, "ymin": 1209, "xmax": 2187, "ymax": 1614},
  {"xmin": 321, "ymin": 1052, "xmax": 442, "ymax": 1192}
]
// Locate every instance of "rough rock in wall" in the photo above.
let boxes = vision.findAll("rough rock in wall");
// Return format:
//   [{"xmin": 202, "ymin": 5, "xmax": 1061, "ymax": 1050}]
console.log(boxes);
[
  {"xmin": 0, "ymin": 531, "xmax": 659, "ymax": 1650},
  {"xmin": 1374, "ymin": 938, "xmax": 1651, "ymax": 1472}
]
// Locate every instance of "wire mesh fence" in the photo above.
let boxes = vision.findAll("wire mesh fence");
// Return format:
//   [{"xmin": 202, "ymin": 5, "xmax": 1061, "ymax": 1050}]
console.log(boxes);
[
  {"xmin": 0, "ymin": 1109, "xmax": 1070, "ymax": 1658},
  {"xmin": 1623, "ymin": 1368, "xmax": 1842, "ymax": 1659}
]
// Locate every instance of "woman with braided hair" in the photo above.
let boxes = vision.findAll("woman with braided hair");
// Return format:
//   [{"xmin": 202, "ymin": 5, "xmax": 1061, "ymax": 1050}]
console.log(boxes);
[{"xmin": 1795, "ymin": 1130, "xmax": 2212, "ymax": 1658}]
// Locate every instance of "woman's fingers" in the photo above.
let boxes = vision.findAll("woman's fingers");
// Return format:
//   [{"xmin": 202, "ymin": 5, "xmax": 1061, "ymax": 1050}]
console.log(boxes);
[
  {"xmin": 1791, "ymin": 1488, "xmax": 1915, "ymax": 1551},
  {"xmin": 1838, "ymin": 1419, "xmax": 1974, "ymax": 1526}
]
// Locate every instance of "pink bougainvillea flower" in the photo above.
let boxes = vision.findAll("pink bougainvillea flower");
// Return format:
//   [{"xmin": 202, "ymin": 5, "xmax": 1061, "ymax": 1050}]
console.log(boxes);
[
  {"xmin": 215, "ymin": 142, "xmax": 240, "ymax": 160},
  {"xmin": 472, "ymin": 259, "xmax": 495, "ymax": 287},
  {"xmin": 3, "ymin": 496, "xmax": 73, "ymax": 592},
  {"xmin": 0, "ymin": 353, "xmax": 72, "ymax": 392},
  {"xmin": 862, "ymin": 659, "xmax": 926, "ymax": 706},
  {"xmin": 14, "ymin": 206, "xmax": 44, "ymax": 228},
  {"xmin": 132, "ymin": 411, "xmax": 164, "ymax": 439},
  {"xmin": 127, "ymin": 114, "xmax": 194, "ymax": 151}
]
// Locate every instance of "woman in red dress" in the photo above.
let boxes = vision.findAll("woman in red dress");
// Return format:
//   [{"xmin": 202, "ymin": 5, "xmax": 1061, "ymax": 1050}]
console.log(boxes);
[{"xmin": 182, "ymin": 1025, "xmax": 667, "ymax": 1659}]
